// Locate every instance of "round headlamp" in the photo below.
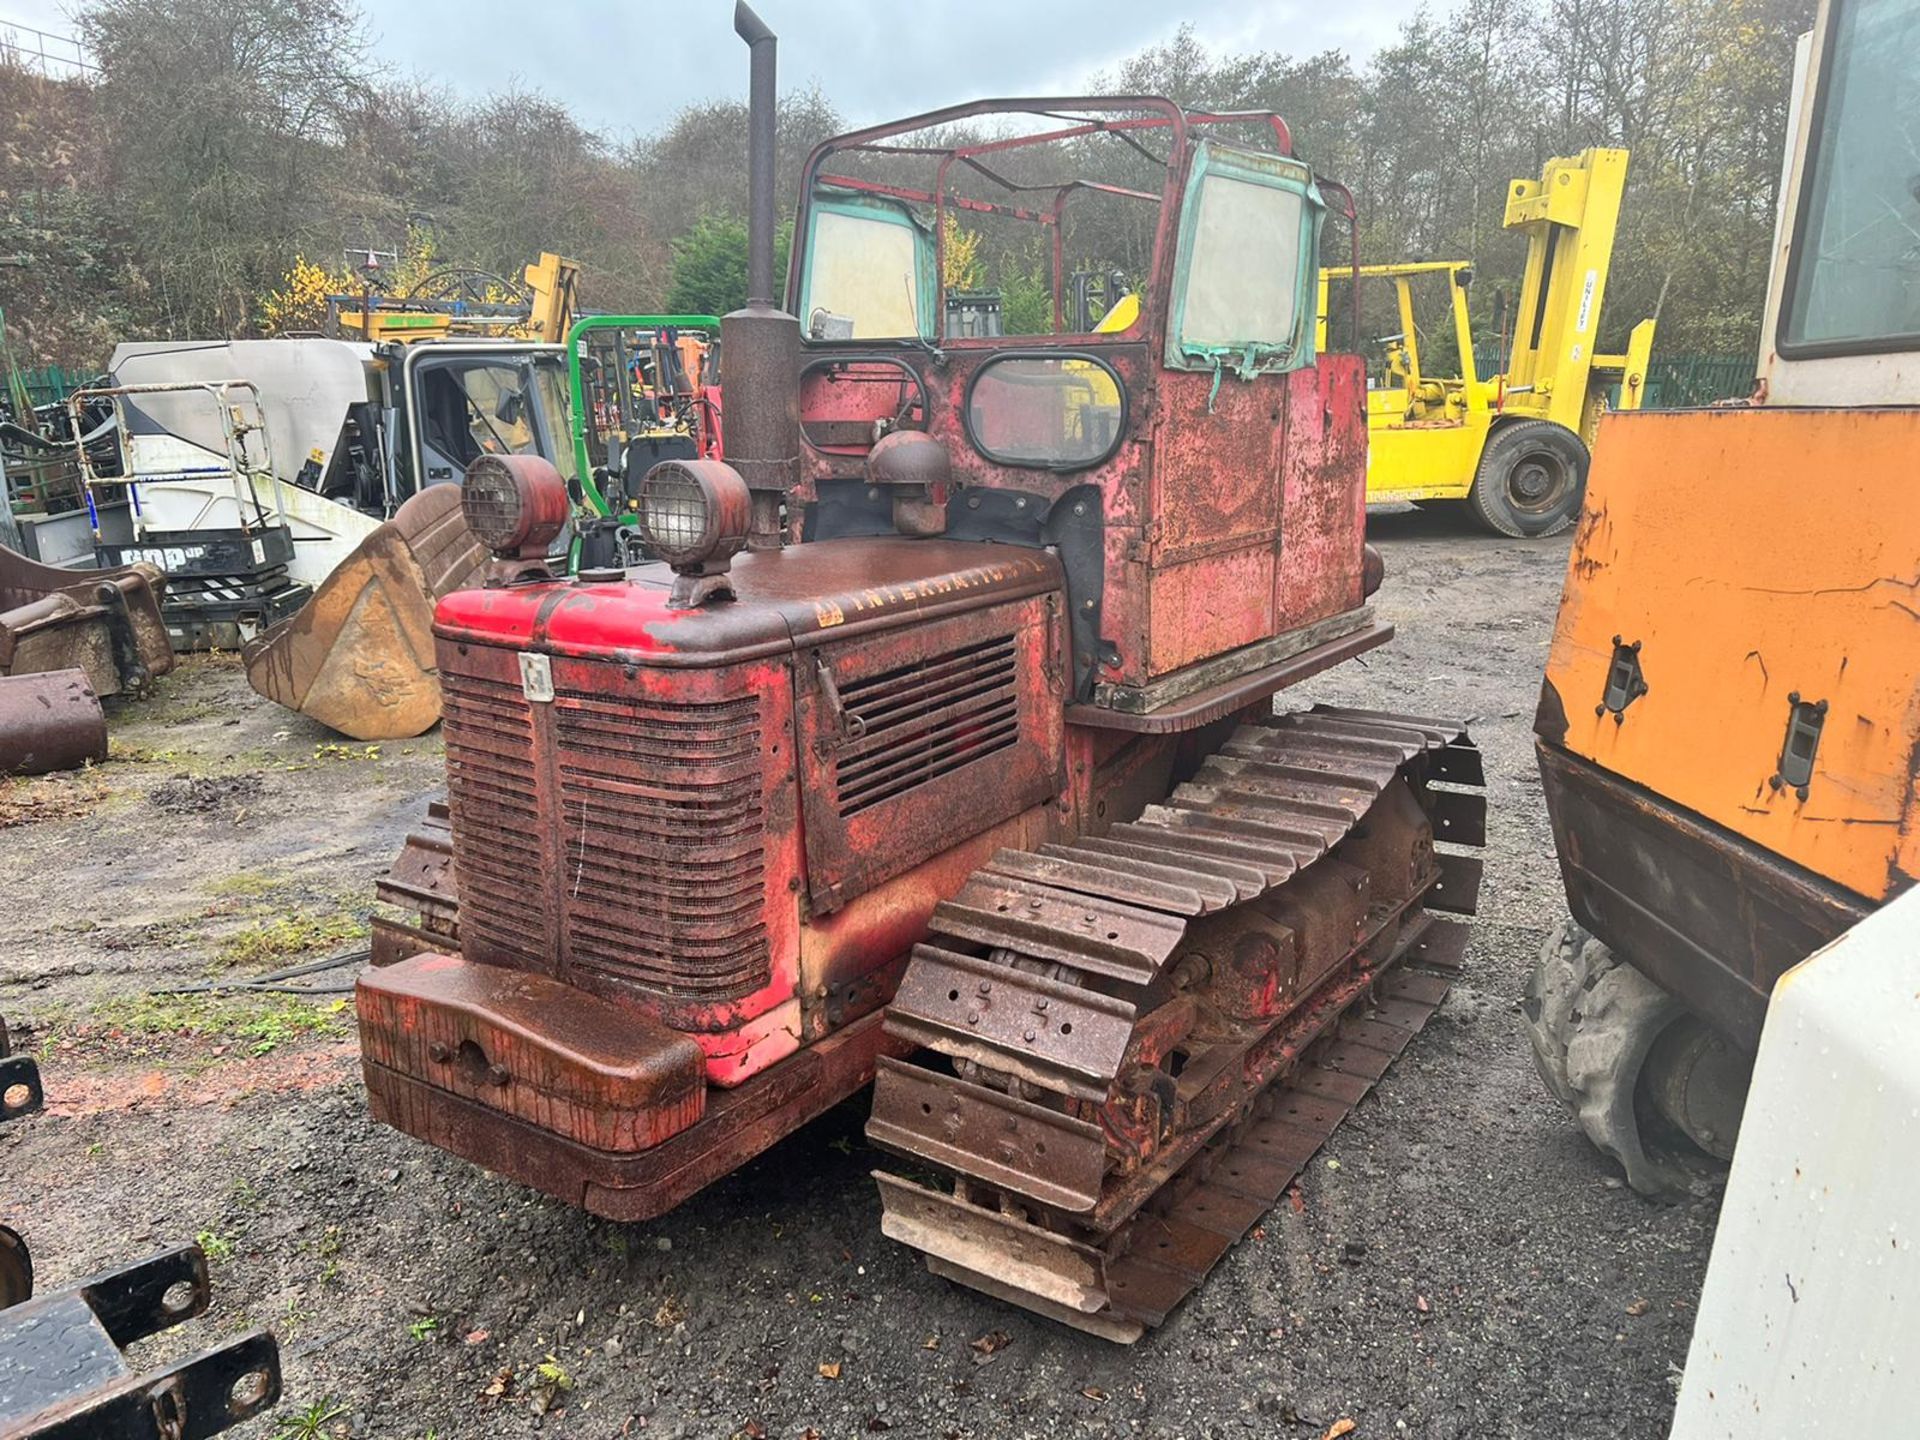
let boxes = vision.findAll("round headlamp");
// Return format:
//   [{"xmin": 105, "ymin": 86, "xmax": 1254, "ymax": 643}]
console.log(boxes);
[
  {"xmin": 634, "ymin": 459, "xmax": 752, "ymax": 571},
  {"xmin": 462, "ymin": 453, "xmax": 571, "ymax": 557}
]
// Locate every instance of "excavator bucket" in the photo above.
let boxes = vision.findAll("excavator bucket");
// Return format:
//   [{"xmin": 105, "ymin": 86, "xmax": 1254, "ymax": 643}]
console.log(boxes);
[
  {"xmin": 242, "ymin": 485, "xmax": 487, "ymax": 741},
  {"xmin": 0, "ymin": 546, "xmax": 174, "ymax": 697}
]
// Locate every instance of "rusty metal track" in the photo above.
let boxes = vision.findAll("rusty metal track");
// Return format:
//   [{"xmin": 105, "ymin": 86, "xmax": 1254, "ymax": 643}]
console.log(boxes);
[{"xmin": 869, "ymin": 704, "xmax": 1483, "ymax": 1340}]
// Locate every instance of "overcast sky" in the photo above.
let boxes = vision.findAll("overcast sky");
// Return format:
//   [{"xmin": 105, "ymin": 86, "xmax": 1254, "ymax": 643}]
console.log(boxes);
[{"xmin": 6, "ymin": 1, "xmax": 1426, "ymax": 139}]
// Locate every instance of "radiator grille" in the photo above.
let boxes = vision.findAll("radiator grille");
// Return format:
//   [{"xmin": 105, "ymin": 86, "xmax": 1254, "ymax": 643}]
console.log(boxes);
[
  {"xmin": 441, "ymin": 672, "xmax": 547, "ymax": 963},
  {"xmin": 835, "ymin": 634, "xmax": 1019, "ymax": 817},
  {"xmin": 439, "ymin": 658, "xmax": 771, "ymax": 1004},
  {"xmin": 554, "ymin": 688, "xmax": 770, "ymax": 1000}
]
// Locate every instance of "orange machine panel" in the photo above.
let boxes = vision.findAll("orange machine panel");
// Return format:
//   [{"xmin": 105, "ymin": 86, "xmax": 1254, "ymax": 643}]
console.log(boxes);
[{"xmin": 1541, "ymin": 407, "xmax": 1920, "ymax": 901}]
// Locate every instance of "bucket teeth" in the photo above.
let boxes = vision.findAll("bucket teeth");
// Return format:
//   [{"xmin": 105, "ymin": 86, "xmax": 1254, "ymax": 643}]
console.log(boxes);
[{"xmin": 871, "ymin": 706, "xmax": 1487, "ymax": 1338}]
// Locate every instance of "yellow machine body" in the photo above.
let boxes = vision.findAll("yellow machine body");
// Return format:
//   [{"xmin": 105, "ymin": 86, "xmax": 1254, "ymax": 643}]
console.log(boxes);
[{"xmin": 1319, "ymin": 149, "xmax": 1654, "ymax": 508}]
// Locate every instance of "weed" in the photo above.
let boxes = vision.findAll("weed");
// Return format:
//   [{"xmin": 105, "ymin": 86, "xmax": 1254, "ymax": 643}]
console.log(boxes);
[
  {"xmin": 282, "ymin": 1296, "xmax": 316, "ymax": 1336},
  {"xmin": 408, "ymin": 1315, "xmax": 441, "ymax": 1341},
  {"xmin": 73, "ymin": 992, "xmax": 350, "ymax": 1057},
  {"xmin": 273, "ymin": 1398, "xmax": 344, "ymax": 1439},
  {"xmin": 231, "ymin": 1177, "xmax": 262, "ymax": 1207},
  {"xmin": 197, "ymin": 1230, "xmax": 234, "ymax": 1262},
  {"xmin": 207, "ymin": 868, "xmax": 288, "ymax": 899},
  {"xmin": 316, "ymin": 1225, "xmax": 343, "ymax": 1258},
  {"xmin": 216, "ymin": 912, "xmax": 365, "ymax": 971},
  {"xmin": 530, "ymin": 1354, "xmax": 572, "ymax": 1411}
]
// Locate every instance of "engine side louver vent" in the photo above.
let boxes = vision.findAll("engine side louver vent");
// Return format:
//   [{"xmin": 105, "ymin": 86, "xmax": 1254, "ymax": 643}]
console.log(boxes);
[{"xmin": 835, "ymin": 634, "xmax": 1020, "ymax": 818}]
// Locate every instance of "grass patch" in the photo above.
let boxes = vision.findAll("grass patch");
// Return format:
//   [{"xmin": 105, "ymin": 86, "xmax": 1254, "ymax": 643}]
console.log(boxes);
[
  {"xmin": 206, "ymin": 868, "xmax": 290, "ymax": 900},
  {"xmin": 74, "ymin": 992, "xmax": 352, "ymax": 1058},
  {"xmin": 216, "ymin": 911, "xmax": 366, "ymax": 970}
]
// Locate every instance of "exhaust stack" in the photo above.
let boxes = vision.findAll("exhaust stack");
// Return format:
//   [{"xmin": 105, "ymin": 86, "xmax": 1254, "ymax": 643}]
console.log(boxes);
[{"xmin": 722, "ymin": 0, "xmax": 801, "ymax": 550}]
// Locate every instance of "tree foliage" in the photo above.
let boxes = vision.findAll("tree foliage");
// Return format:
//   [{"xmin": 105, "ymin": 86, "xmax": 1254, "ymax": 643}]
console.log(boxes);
[
  {"xmin": 663, "ymin": 216, "xmax": 793, "ymax": 316},
  {"xmin": 0, "ymin": 0, "xmax": 1811, "ymax": 368}
]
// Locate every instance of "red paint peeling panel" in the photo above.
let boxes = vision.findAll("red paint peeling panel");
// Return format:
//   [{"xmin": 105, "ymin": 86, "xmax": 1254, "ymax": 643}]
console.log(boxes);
[
  {"xmin": 1275, "ymin": 356, "xmax": 1368, "ymax": 630},
  {"xmin": 1147, "ymin": 545, "xmax": 1277, "ymax": 677}
]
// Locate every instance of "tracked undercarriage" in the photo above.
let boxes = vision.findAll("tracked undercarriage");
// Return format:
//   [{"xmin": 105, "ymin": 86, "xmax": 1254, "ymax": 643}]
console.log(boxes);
[{"xmin": 869, "ymin": 706, "xmax": 1483, "ymax": 1340}]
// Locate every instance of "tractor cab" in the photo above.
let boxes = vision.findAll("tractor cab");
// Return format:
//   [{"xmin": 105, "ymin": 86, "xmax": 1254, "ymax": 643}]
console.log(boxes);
[{"xmin": 775, "ymin": 99, "xmax": 1369, "ymax": 706}]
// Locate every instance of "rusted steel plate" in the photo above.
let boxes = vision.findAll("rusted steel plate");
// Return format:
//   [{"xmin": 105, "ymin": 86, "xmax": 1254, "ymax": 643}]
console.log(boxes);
[
  {"xmin": 1384, "ymin": 968, "xmax": 1454, "ymax": 1008},
  {"xmin": 1240, "ymin": 1119, "xmax": 1327, "ymax": 1173},
  {"xmin": 1268, "ymin": 1090, "xmax": 1351, "ymax": 1133},
  {"xmin": 1429, "ymin": 788, "xmax": 1488, "ymax": 846},
  {"xmin": 884, "ymin": 944, "xmax": 1135, "ymax": 1099},
  {"xmin": 1428, "ymin": 851, "xmax": 1485, "ymax": 914},
  {"xmin": 931, "ymin": 875, "xmax": 1186, "ymax": 984},
  {"xmin": 1315, "ymin": 1038, "xmax": 1396, "ymax": 1082},
  {"xmin": 1102, "ymin": 1253, "xmax": 1196, "ymax": 1328},
  {"xmin": 875, "ymin": 1172, "xmax": 1108, "ymax": 1313},
  {"xmin": 868, "ymin": 1056, "xmax": 1107, "ymax": 1213},
  {"xmin": 0, "ymin": 670, "xmax": 105, "ymax": 776},
  {"xmin": 374, "ymin": 825, "xmax": 457, "ymax": 919},
  {"xmin": 1295, "ymin": 705, "xmax": 1469, "ymax": 744},
  {"xmin": 1290, "ymin": 1063, "xmax": 1372, "ymax": 1105},
  {"xmin": 357, "ymin": 954, "xmax": 707, "ymax": 1152},
  {"xmin": 1338, "ymin": 1017, "xmax": 1419, "ymax": 1058},
  {"xmin": 1036, "ymin": 843, "xmax": 1238, "ymax": 912},
  {"xmin": 1177, "ymin": 1182, "xmax": 1272, "ymax": 1239},
  {"xmin": 1190, "ymin": 756, "xmax": 1377, "ymax": 817},
  {"xmin": 1067, "ymin": 834, "xmax": 1267, "ymax": 900},
  {"xmin": 1218, "ymin": 733, "xmax": 1400, "ymax": 788},
  {"xmin": 1124, "ymin": 1213, "xmax": 1235, "ymax": 1284},
  {"xmin": 1158, "ymin": 789, "xmax": 1348, "ymax": 845},
  {"xmin": 1430, "ymin": 741, "xmax": 1486, "ymax": 786},
  {"xmin": 1203, "ymin": 1150, "xmax": 1299, "ymax": 1201},
  {"xmin": 983, "ymin": 847, "xmax": 1209, "ymax": 917},
  {"xmin": 1409, "ymin": 915, "xmax": 1472, "ymax": 971},
  {"xmin": 1110, "ymin": 818, "xmax": 1300, "ymax": 885},
  {"xmin": 1267, "ymin": 715, "xmax": 1430, "ymax": 763},
  {"xmin": 923, "ymin": 1256, "xmax": 1143, "ymax": 1344}
]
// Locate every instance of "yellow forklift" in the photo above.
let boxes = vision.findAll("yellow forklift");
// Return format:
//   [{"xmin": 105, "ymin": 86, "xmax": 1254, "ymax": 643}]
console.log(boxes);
[
  {"xmin": 1526, "ymin": 0, "xmax": 1918, "ymax": 1198},
  {"xmin": 1319, "ymin": 150, "xmax": 1655, "ymax": 537}
]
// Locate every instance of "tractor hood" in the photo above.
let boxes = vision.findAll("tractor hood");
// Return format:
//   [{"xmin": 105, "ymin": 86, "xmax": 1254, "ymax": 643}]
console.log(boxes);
[{"xmin": 433, "ymin": 537, "xmax": 1062, "ymax": 665}]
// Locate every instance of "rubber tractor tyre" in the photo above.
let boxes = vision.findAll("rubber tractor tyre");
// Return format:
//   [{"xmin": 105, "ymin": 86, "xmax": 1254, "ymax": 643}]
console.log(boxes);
[
  {"xmin": 1523, "ymin": 918, "xmax": 1708, "ymax": 1200},
  {"xmin": 1467, "ymin": 419, "xmax": 1589, "ymax": 538}
]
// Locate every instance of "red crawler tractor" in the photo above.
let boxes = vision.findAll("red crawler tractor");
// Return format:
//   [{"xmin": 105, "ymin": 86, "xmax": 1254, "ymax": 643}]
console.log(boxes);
[{"xmin": 357, "ymin": 4, "xmax": 1483, "ymax": 1341}]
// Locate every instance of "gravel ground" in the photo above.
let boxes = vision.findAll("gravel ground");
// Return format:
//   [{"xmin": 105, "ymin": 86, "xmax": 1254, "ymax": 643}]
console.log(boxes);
[{"xmin": 2, "ymin": 506, "xmax": 1717, "ymax": 1440}]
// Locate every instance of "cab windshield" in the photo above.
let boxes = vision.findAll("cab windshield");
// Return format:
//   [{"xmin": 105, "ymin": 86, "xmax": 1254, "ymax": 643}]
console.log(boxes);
[{"xmin": 1780, "ymin": 0, "xmax": 1920, "ymax": 353}]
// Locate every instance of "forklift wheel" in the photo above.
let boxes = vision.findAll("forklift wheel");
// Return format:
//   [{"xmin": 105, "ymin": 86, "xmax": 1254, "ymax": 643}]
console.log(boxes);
[{"xmin": 1467, "ymin": 420, "xmax": 1589, "ymax": 538}]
